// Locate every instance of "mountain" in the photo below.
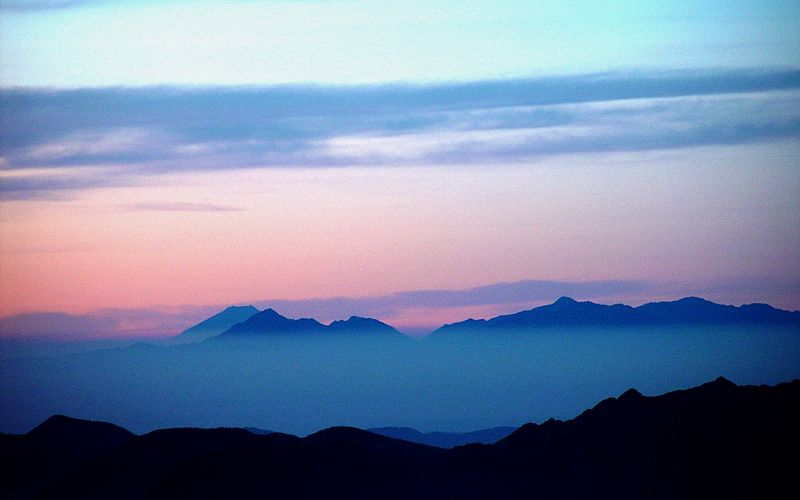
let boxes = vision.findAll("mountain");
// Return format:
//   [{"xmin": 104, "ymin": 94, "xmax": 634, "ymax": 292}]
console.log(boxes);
[
  {"xmin": 215, "ymin": 309, "xmax": 401, "ymax": 339},
  {"xmin": 328, "ymin": 316, "xmax": 401, "ymax": 335},
  {"xmin": 26, "ymin": 414, "xmax": 135, "ymax": 460},
  {"xmin": 424, "ymin": 376, "xmax": 799, "ymax": 499},
  {"xmin": 433, "ymin": 296, "xmax": 800, "ymax": 335},
  {"xmin": 219, "ymin": 308, "xmax": 327, "ymax": 337},
  {"xmin": 368, "ymin": 426, "xmax": 516, "ymax": 448},
  {"xmin": 1, "ymin": 415, "xmax": 135, "ymax": 499},
  {"xmin": 175, "ymin": 305, "xmax": 259, "ymax": 342},
  {"xmin": 2, "ymin": 378, "xmax": 796, "ymax": 498}
]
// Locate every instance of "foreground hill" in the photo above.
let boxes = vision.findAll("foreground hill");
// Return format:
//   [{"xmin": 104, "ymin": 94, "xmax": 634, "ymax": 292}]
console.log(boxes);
[
  {"xmin": 2, "ymin": 377, "xmax": 797, "ymax": 499},
  {"xmin": 433, "ymin": 296, "xmax": 800, "ymax": 335},
  {"xmin": 214, "ymin": 308, "xmax": 402, "ymax": 339}
]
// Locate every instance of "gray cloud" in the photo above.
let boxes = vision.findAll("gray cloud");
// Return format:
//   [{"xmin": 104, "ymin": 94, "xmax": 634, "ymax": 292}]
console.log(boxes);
[
  {"xmin": 2, "ymin": 69, "xmax": 799, "ymax": 199},
  {"xmin": 0, "ymin": 312, "xmax": 119, "ymax": 339},
  {"xmin": 126, "ymin": 202, "xmax": 243, "ymax": 212},
  {"xmin": 259, "ymin": 279, "xmax": 652, "ymax": 321}
]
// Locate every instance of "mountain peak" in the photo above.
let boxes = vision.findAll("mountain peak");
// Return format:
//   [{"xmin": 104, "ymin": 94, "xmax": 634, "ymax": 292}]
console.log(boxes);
[
  {"xmin": 258, "ymin": 308, "xmax": 286, "ymax": 319},
  {"xmin": 328, "ymin": 316, "xmax": 400, "ymax": 335},
  {"xmin": 176, "ymin": 305, "xmax": 259, "ymax": 342},
  {"xmin": 676, "ymin": 296, "xmax": 713, "ymax": 304},
  {"xmin": 553, "ymin": 296, "xmax": 578, "ymax": 305},
  {"xmin": 224, "ymin": 305, "xmax": 258, "ymax": 313},
  {"xmin": 618, "ymin": 387, "xmax": 644, "ymax": 401}
]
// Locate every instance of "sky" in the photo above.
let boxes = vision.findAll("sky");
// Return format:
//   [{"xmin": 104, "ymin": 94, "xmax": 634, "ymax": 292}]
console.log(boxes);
[{"xmin": 1, "ymin": 0, "xmax": 799, "ymax": 336}]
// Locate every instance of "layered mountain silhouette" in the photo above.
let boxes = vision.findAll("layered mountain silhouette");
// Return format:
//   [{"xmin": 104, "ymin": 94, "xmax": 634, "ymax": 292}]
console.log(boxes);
[
  {"xmin": 2, "ymin": 378, "xmax": 797, "ymax": 499},
  {"xmin": 176, "ymin": 297, "xmax": 799, "ymax": 343},
  {"xmin": 214, "ymin": 308, "xmax": 402, "ymax": 339},
  {"xmin": 434, "ymin": 296, "xmax": 800, "ymax": 335},
  {"xmin": 368, "ymin": 426, "xmax": 516, "ymax": 448},
  {"xmin": 175, "ymin": 305, "xmax": 259, "ymax": 341}
]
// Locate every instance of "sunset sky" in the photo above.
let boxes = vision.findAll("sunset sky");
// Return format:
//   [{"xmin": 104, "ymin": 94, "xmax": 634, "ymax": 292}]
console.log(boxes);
[{"xmin": 1, "ymin": 0, "xmax": 799, "ymax": 336}]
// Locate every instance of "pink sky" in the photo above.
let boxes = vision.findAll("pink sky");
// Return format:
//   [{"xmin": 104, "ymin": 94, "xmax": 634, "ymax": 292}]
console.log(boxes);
[{"xmin": 2, "ymin": 140, "xmax": 799, "ymax": 336}]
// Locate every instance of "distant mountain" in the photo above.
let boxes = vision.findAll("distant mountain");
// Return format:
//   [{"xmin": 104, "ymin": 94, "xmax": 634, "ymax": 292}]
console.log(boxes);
[
  {"xmin": 175, "ymin": 305, "xmax": 259, "ymax": 342},
  {"xmin": 328, "ymin": 316, "xmax": 401, "ymax": 335},
  {"xmin": 433, "ymin": 296, "xmax": 800, "ymax": 335},
  {"xmin": 215, "ymin": 308, "xmax": 401, "ymax": 339},
  {"xmin": 2, "ymin": 378, "xmax": 797, "ymax": 498},
  {"xmin": 220, "ymin": 308, "xmax": 327, "ymax": 337},
  {"xmin": 368, "ymin": 426, "xmax": 516, "ymax": 448}
]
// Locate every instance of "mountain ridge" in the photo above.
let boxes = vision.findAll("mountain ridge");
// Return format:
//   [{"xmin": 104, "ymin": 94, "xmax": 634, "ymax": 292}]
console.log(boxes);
[
  {"xmin": 215, "ymin": 308, "xmax": 402, "ymax": 339},
  {"xmin": 2, "ymin": 377, "xmax": 797, "ymax": 499},
  {"xmin": 433, "ymin": 296, "xmax": 800, "ymax": 335}
]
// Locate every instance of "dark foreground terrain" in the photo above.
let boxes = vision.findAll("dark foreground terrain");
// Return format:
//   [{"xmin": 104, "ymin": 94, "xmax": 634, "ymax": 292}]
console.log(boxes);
[{"xmin": 1, "ymin": 377, "xmax": 797, "ymax": 499}]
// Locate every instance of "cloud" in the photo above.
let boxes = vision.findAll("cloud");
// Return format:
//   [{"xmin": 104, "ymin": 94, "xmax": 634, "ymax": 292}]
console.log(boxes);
[
  {"xmin": 257, "ymin": 280, "xmax": 652, "ymax": 322},
  {"xmin": 2, "ymin": 69, "xmax": 799, "ymax": 199},
  {"xmin": 0, "ymin": 312, "xmax": 119, "ymax": 339},
  {"xmin": 126, "ymin": 202, "xmax": 242, "ymax": 212},
  {"xmin": 0, "ymin": 305, "xmax": 222, "ymax": 339}
]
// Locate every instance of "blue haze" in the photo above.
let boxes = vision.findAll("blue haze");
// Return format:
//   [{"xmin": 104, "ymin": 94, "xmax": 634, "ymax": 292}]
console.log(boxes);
[{"xmin": 1, "ymin": 326, "xmax": 798, "ymax": 435}]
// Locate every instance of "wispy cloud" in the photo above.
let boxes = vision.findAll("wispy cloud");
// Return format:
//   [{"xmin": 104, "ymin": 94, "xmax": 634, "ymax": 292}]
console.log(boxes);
[
  {"xmin": 0, "ymin": 311, "xmax": 118, "ymax": 339},
  {"xmin": 126, "ymin": 202, "xmax": 242, "ymax": 212},
  {"xmin": 2, "ymin": 69, "xmax": 799, "ymax": 199}
]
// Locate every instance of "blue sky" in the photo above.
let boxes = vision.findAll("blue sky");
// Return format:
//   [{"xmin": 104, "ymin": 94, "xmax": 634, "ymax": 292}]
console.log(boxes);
[{"xmin": 2, "ymin": 0, "xmax": 799, "ymax": 87}]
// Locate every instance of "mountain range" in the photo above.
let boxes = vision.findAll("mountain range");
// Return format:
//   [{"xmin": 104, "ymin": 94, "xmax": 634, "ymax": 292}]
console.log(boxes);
[
  {"xmin": 2, "ymin": 377, "xmax": 797, "ymax": 499},
  {"xmin": 214, "ymin": 308, "xmax": 401, "ymax": 339},
  {"xmin": 432, "ymin": 296, "xmax": 800, "ymax": 335},
  {"xmin": 178, "ymin": 296, "xmax": 800, "ymax": 341}
]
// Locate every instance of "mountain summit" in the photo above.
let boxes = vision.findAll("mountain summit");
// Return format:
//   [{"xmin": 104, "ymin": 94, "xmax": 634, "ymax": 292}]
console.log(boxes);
[{"xmin": 175, "ymin": 305, "xmax": 259, "ymax": 342}]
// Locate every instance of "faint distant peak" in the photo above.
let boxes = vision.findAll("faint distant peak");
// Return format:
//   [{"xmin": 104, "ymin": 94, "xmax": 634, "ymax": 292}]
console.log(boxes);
[
  {"xmin": 553, "ymin": 296, "xmax": 579, "ymax": 305},
  {"xmin": 175, "ymin": 305, "xmax": 260, "ymax": 342},
  {"xmin": 224, "ymin": 305, "xmax": 259, "ymax": 313}
]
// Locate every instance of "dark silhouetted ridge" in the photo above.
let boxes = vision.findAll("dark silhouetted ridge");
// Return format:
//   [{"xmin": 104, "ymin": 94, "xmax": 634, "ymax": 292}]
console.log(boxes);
[
  {"xmin": 3, "ymin": 378, "xmax": 797, "ymax": 499},
  {"xmin": 27, "ymin": 414, "xmax": 135, "ymax": 459}
]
